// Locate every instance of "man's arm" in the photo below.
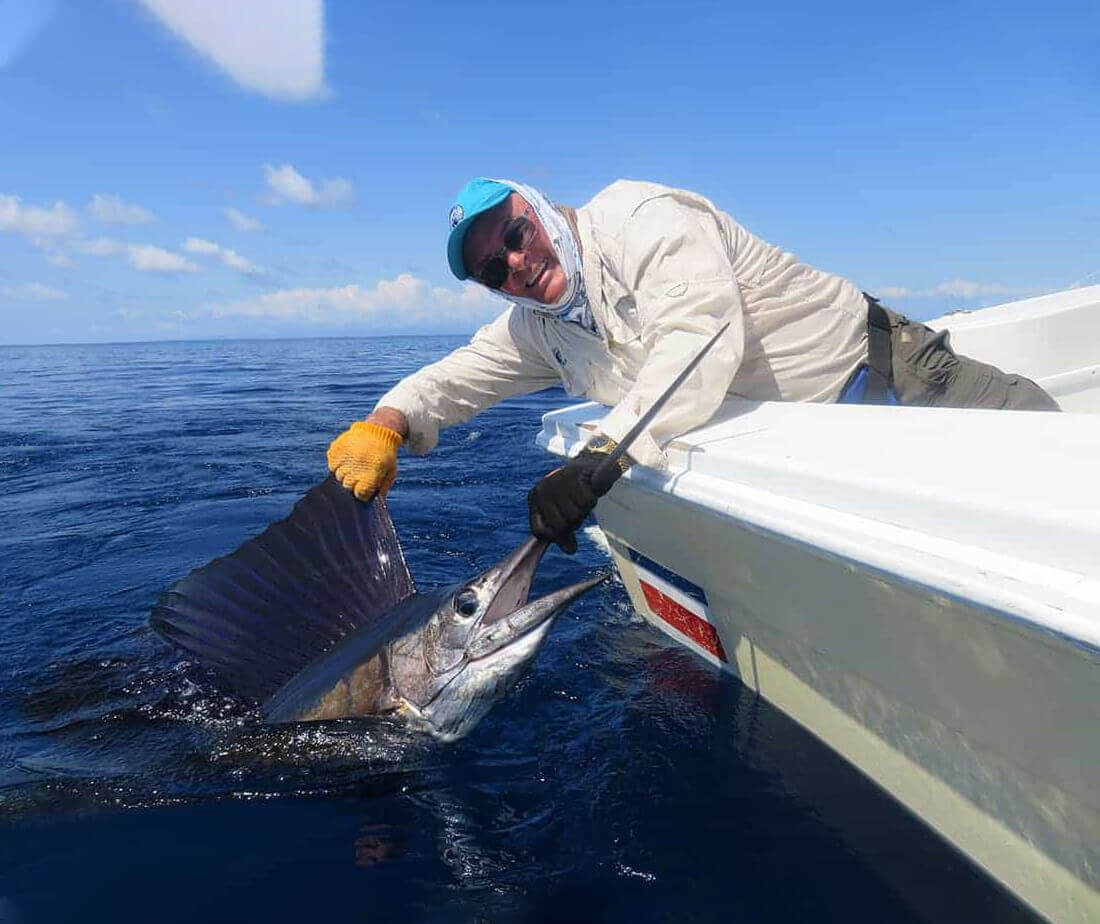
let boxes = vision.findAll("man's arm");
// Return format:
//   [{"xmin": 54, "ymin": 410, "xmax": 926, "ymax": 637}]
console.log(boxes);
[
  {"xmin": 376, "ymin": 307, "xmax": 559, "ymax": 455},
  {"xmin": 526, "ymin": 194, "xmax": 745, "ymax": 549},
  {"xmin": 329, "ymin": 308, "xmax": 558, "ymax": 501},
  {"xmin": 364, "ymin": 405, "xmax": 409, "ymax": 439},
  {"xmin": 596, "ymin": 195, "xmax": 745, "ymax": 468}
]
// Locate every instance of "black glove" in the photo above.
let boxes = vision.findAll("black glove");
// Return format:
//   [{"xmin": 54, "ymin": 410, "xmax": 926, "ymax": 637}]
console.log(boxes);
[{"xmin": 528, "ymin": 445, "xmax": 628, "ymax": 554}]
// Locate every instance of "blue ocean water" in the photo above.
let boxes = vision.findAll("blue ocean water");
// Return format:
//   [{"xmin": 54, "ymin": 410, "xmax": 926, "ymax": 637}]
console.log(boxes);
[{"xmin": 0, "ymin": 338, "xmax": 1032, "ymax": 923}]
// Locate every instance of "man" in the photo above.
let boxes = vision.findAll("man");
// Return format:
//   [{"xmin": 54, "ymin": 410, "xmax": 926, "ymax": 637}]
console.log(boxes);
[{"xmin": 327, "ymin": 178, "xmax": 1058, "ymax": 551}]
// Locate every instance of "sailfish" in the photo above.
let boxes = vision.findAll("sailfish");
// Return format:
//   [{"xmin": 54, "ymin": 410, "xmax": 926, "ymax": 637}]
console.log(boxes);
[
  {"xmin": 151, "ymin": 479, "xmax": 603, "ymax": 741},
  {"xmin": 150, "ymin": 325, "xmax": 728, "ymax": 740}
]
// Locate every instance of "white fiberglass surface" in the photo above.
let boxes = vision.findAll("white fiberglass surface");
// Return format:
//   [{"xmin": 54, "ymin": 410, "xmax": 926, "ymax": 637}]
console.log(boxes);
[{"xmin": 538, "ymin": 287, "xmax": 1100, "ymax": 648}]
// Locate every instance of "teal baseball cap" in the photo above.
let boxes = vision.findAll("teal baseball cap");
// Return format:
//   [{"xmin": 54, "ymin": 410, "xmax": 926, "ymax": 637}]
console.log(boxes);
[{"xmin": 447, "ymin": 178, "xmax": 512, "ymax": 280}]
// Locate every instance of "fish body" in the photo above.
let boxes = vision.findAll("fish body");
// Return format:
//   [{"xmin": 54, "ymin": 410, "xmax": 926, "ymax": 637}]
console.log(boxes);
[{"xmin": 151, "ymin": 478, "xmax": 603, "ymax": 740}]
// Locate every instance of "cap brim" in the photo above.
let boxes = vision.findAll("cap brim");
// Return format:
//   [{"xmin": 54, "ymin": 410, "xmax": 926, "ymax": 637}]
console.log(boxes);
[{"xmin": 447, "ymin": 186, "xmax": 511, "ymax": 280}]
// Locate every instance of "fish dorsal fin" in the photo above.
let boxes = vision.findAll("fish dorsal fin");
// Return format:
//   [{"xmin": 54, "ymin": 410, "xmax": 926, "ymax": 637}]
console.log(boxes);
[{"xmin": 150, "ymin": 477, "xmax": 415, "ymax": 701}]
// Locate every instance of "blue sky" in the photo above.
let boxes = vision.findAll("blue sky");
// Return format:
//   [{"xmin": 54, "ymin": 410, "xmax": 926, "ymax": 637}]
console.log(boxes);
[{"xmin": 1, "ymin": 0, "xmax": 1097, "ymax": 344}]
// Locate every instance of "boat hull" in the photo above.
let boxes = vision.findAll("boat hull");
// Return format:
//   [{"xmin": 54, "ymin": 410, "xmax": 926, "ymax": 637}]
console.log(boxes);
[
  {"xmin": 598, "ymin": 476, "xmax": 1097, "ymax": 924},
  {"xmin": 537, "ymin": 287, "xmax": 1100, "ymax": 922}
]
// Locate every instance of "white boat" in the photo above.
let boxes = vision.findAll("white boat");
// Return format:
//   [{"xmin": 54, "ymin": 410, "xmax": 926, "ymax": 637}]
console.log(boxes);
[{"xmin": 536, "ymin": 285, "xmax": 1100, "ymax": 923}]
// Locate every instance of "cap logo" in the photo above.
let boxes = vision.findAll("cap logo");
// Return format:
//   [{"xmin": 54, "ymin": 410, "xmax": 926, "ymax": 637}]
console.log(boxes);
[{"xmin": 448, "ymin": 204, "xmax": 464, "ymax": 230}]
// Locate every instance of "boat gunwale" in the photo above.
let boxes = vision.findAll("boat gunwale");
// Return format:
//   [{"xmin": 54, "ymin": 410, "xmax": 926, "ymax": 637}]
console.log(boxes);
[{"xmin": 539, "ymin": 418, "xmax": 1100, "ymax": 661}]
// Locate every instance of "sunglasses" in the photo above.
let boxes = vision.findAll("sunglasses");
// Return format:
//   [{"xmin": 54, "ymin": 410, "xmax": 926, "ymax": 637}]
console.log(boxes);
[{"xmin": 474, "ymin": 209, "xmax": 536, "ymax": 289}]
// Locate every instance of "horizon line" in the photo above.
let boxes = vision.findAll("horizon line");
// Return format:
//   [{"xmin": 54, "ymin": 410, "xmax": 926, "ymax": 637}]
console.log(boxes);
[{"xmin": 0, "ymin": 330, "xmax": 480, "ymax": 349}]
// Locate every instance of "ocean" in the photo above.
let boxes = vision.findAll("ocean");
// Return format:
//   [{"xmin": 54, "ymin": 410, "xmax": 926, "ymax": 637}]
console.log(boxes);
[{"xmin": 0, "ymin": 338, "xmax": 1033, "ymax": 922}]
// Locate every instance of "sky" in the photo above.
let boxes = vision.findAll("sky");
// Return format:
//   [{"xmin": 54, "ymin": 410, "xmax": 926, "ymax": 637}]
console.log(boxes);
[{"xmin": 0, "ymin": 0, "xmax": 1097, "ymax": 344}]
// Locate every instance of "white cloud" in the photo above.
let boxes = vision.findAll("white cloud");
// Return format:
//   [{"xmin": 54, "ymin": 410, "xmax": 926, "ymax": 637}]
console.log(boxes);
[
  {"xmin": 874, "ymin": 281, "xmax": 1035, "ymax": 299},
  {"xmin": 263, "ymin": 163, "xmax": 353, "ymax": 206},
  {"xmin": 75, "ymin": 236, "xmax": 199, "ymax": 273},
  {"xmin": 73, "ymin": 234, "xmax": 200, "ymax": 270},
  {"xmin": 202, "ymin": 274, "xmax": 498, "ymax": 327},
  {"xmin": 0, "ymin": 194, "xmax": 79, "ymax": 239},
  {"xmin": 183, "ymin": 237, "xmax": 219, "ymax": 256},
  {"xmin": 89, "ymin": 193, "xmax": 155, "ymax": 225},
  {"xmin": 1, "ymin": 282, "xmax": 69, "ymax": 302},
  {"xmin": 224, "ymin": 206, "xmax": 263, "ymax": 232},
  {"xmin": 135, "ymin": 0, "xmax": 324, "ymax": 101},
  {"xmin": 127, "ymin": 244, "xmax": 199, "ymax": 273},
  {"xmin": 183, "ymin": 236, "xmax": 262, "ymax": 274},
  {"xmin": 74, "ymin": 236, "xmax": 125, "ymax": 256},
  {"xmin": 929, "ymin": 280, "xmax": 1023, "ymax": 298}
]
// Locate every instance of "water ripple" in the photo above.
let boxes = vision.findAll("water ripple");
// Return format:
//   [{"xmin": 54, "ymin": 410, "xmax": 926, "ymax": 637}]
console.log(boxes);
[{"xmin": 0, "ymin": 339, "xmax": 1030, "ymax": 923}]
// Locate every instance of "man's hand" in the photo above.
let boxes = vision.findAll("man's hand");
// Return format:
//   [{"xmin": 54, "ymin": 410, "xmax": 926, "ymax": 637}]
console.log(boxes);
[
  {"xmin": 327, "ymin": 408, "xmax": 408, "ymax": 502},
  {"xmin": 527, "ymin": 442, "xmax": 630, "ymax": 553}
]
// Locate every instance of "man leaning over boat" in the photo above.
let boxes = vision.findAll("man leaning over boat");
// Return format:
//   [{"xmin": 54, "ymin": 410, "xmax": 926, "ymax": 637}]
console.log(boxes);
[{"xmin": 327, "ymin": 178, "xmax": 1060, "ymax": 552}]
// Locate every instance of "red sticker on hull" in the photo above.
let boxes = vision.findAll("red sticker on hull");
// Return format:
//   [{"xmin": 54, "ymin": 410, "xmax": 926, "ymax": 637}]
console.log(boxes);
[{"xmin": 639, "ymin": 581, "xmax": 727, "ymax": 663}]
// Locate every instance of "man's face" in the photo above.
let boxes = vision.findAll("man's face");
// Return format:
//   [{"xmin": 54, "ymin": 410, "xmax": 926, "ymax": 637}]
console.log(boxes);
[{"xmin": 461, "ymin": 192, "xmax": 567, "ymax": 305}]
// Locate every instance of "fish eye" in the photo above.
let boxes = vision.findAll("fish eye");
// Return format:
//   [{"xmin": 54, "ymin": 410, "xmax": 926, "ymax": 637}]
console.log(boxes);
[{"xmin": 453, "ymin": 589, "xmax": 479, "ymax": 618}]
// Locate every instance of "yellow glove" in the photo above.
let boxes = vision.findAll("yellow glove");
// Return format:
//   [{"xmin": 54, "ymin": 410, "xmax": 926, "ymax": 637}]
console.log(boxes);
[{"xmin": 327, "ymin": 421, "xmax": 403, "ymax": 501}]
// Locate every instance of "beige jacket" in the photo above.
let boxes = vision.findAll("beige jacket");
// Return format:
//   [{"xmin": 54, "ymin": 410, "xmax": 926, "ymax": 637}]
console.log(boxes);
[{"xmin": 378, "ymin": 180, "xmax": 868, "ymax": 468}]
